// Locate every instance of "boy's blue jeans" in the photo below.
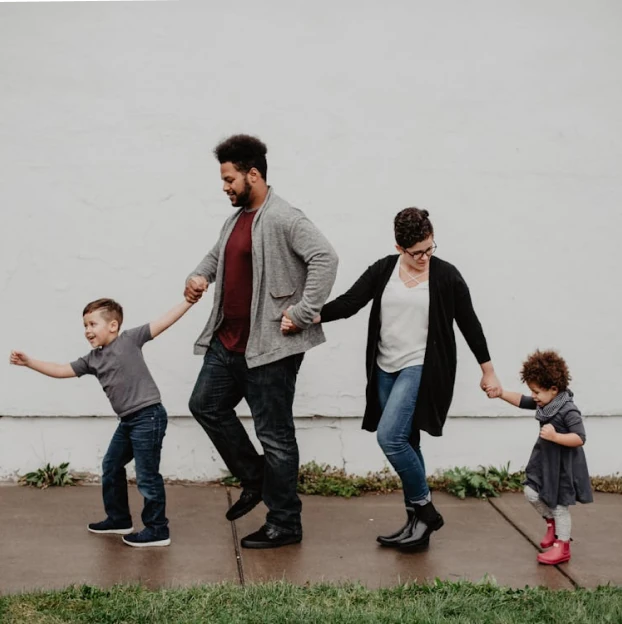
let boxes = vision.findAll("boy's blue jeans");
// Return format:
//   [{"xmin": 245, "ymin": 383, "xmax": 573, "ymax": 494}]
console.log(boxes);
[
  {"xmin": 376, "ymin": 365, "xmax": 430, "ymax": 505},
  {"xmin": 101, "ymin": 403, "xmax": 168, "ymax": 536}
]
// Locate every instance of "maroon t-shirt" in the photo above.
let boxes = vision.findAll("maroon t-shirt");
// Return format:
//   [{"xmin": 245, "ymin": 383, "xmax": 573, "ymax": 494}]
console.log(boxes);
[{"xmin": 217, "ymin": 210, "xmax": 257, "ymax": 352}]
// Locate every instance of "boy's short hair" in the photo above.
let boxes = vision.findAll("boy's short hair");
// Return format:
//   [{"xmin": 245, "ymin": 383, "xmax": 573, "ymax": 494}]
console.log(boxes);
[
  {"xmin": 214, "ymin": 134, "xmax": 268, "ymax": 180},
  {"xmin": 520, "ymin": 350, "xmax": 571, "ymax": 391},
  {"xmin": 82, "ymin": 298, "xmax": 124, "ymax": 328},
  {"xmin": 394, "ymin": 208, "xmax": 434, "ymax": 249}
]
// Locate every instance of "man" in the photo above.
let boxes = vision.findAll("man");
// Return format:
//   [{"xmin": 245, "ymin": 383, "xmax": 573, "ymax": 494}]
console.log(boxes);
[{"xmin": 185, "ymin": 134, "xmax": 338, "ymax": 548}]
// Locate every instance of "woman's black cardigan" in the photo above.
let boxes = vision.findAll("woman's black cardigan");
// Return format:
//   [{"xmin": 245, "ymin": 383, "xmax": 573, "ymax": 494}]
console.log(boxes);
[{"xmin": 321, "ymin": 255, "xmax": 491, "ymax": 438}]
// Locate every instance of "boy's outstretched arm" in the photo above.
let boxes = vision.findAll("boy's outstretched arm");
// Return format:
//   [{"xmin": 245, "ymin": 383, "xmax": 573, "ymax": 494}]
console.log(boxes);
[
  {"xmin": 10, "ymin": 350, "xmax": 76, "ymax": 378},
  {"xmin": 150, "ymin": 300, "xmax": 194, "ymax": 339}
]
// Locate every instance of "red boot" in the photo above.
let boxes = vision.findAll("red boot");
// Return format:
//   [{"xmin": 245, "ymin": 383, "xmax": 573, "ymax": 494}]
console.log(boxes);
[
  {"xmin": 537, "ymin": 539, "xmax": 571, "ymax": 565},
  {"xmin": 540, "ymin": 518, "xmax": 556, "ymax": 549}
]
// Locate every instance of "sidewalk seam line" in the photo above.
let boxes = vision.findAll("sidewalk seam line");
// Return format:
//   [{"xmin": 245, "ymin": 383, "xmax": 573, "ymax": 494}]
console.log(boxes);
[
  {"xmin": 486, "ymin": 497, "xmax": 580, "ymax": 589},
  {"xmin": 226, "ymin": 488, "xmax": 245, "ymax": 586}
]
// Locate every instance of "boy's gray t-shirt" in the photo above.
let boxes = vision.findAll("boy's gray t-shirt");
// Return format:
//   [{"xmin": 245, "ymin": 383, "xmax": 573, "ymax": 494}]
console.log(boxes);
[{"xmin": 70, "ymin": 324, "xmax": 161, "ymax": 418}]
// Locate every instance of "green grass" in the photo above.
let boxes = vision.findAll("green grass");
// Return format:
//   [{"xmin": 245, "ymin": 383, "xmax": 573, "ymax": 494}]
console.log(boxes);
[{"xmin": 1, "ymin": 582, "xmax": 621, "ymax": 623}]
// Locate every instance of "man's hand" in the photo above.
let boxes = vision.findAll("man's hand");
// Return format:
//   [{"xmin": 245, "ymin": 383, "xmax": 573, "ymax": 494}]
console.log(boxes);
[
  {"xmin": 184, "ymin": 276, "xmax": 208, "ymax": 304},
  {"xmin": 540, "ymin": 424, "xmax": 558, "ymax": 442},
  {"xmin": 281, "ymin": 306, "xmax": 302, "ymax": 335},
  {"xmin": 10, "ymin": 350, "xmax": 30, "ymax": 367}
]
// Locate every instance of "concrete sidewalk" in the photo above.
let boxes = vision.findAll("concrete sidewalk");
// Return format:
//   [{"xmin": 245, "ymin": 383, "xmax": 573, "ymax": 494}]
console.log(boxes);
[{"xmin": 1, "ymin": 485, "xmax": 619, "ymax": 595}]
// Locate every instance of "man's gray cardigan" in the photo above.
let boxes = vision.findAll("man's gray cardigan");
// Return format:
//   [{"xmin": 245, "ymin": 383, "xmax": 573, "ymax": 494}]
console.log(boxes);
[{"xmin": 190, "ymin": 188, "xmax": 339, "ymax": 368}]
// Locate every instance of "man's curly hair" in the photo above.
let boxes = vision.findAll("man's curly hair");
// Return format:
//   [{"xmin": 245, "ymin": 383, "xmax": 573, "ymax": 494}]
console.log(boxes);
[
  {"xmin": 214, "ymin": 134, "xmax": 268, "ymax": 180},
  {"xmin": 394, "ymin": 208, "xmax": 434, "ymax": 249},
  {"xmin": 520, "ymin": 350, "xmax": 571, "ymax": 391}
]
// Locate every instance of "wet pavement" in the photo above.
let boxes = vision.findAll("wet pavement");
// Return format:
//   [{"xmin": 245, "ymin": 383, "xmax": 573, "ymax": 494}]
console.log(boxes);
[
  {"xmin": 0, "ymin": 485, "xmax": 617, "ymax": 594},
  {"xmin": 489, "ymin": 492, "xmax": 622, "ymax": 589}
]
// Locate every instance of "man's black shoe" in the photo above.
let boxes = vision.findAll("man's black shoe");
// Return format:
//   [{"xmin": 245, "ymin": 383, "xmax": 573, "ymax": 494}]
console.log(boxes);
[
  {"xmin": 226, "ymin": 489, "xmax": 262, "ymax": 521},
  {"xmin": 240, "ymin": 524, "xmax": 302, "ymax": 549},
  {"xmin": 88, "ymin": 518, "xmax": 133, "ymax": 535}
]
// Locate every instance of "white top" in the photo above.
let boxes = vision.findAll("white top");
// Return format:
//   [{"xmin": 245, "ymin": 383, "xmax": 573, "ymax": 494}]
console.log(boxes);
[{"xmin": 376, "ymin": 260, "xmax": 430, "ymax": 373}]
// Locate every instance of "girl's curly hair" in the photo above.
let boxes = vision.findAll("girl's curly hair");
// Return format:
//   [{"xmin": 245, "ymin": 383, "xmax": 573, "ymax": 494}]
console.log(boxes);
[
  {"xmin": 394, "ymin": 207, "xmax": 434, "ymax": 249},
  {"xmin": 520, "ymin": 350, "xmax": 571, "ymax": 391}
]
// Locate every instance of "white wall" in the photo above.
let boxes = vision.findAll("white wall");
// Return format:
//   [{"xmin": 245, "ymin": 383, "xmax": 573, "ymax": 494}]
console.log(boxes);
[
  {"xmin": 2, "ymin": 415, "xmax": 621, "ymax": 481},
  {"xmin": 1, "ymin": 2, "xmax": 621, "ymax": 476}
]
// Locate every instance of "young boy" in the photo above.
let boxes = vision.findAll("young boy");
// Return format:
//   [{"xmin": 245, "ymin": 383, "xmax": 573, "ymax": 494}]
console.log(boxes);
[
  {"xmin": 10, "ymin": 297, "xmax": 196, "ymax": 548},
  {"xmin": 487, "ymin": 349, "xmax": 592, "ymax": 564}
]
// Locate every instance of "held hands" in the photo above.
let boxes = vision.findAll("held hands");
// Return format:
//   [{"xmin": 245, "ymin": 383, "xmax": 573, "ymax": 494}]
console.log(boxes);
[
  {"xmin": 280, "ymin": 306, "xmax": 321, "ymax": 335},
  {"xmin": 485, "ymin": 385, "xmax": 503, "ymax": 399},
  {"xmin": 481, "ymin": 371, "xmax": 502, "ymax": 398},
  {"xmin": 184, "ymin": 276, "xmax": 208, "ymax": 304},
  {"xmin": 10, "ymin": 350, "xmax": 29, "ymax": 367},
  {"xmin": 540, "ymin": 424, "xmax": 558, "ymax": 442},
  {"xmin": 280, "ymin": 306, "xmax": 301, "ymax": 335}
]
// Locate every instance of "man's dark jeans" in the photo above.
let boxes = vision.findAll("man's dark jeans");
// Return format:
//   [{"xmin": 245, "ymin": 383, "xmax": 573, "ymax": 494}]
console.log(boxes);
[
  {"xmin": 101, "ymin": 403, "xmax": 169, "ymax": 537},
  {"xmin": 189, "ymin": 337, "xmax": 303, "ymax": 534}
]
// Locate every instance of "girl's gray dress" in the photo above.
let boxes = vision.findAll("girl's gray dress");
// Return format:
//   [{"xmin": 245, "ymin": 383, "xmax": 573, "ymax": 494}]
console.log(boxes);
[{"xmin": 520, "ymin": 391, "xmax": 593, "ymax": 509}]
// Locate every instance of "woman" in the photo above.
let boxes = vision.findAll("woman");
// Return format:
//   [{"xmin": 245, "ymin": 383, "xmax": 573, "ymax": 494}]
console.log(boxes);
[{"xmin": 282, "ymin": 207, "xmax": 500, "ymax": 551}]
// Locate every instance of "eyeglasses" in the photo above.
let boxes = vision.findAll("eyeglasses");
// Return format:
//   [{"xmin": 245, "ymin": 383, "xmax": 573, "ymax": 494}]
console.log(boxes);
[{"xmin": 403, "ymin": 242, "xmax": 437, "ymax": 260}]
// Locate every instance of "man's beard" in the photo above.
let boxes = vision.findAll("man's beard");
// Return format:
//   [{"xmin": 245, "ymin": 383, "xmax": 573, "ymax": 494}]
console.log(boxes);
[{"xmin": 232, "ymin": 180, "xmax": 252, "ymax": 207}]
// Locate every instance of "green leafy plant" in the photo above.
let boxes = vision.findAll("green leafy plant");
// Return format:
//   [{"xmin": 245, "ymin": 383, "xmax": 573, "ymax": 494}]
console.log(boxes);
[
  {"xmin": 590, "ymin": 473, "xmax": 622, "ymax": 494},
  {"xmin": 297, "ymin": 461, "xmax": 401, "ymax": 497},
  {"xmin": 221, "ymin": 461, "xmax": 401, "ymax": 498},
  {"xmin": 428, "ymin": 463, "xmax": 525, "ymax": 499},
  {"xmin": 19, "ymin": 462, "xmax": 75, "ymax": 489},
  {"xmin": 221, "ymin": 461, "xmax": 618, "ymax": 500},
  {"xmin": 221, "ymin": 474, "xmax": 241, "ymax": 487},
  {"xmin": 476, "ymin": 463, "xmax": 525, "ymax": 493},
  {"xmin": 430, "ymin": 467, "xmax": 500, "ymax": 499},
  {"xmin": 297, "ymin": 462, "xmax": 361, "ymax": 497}
]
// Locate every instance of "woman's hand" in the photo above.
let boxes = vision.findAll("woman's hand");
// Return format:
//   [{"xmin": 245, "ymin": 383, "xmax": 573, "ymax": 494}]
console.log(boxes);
[
  {"xmin": 281, "ymin": 307, "xmax": 301, "ymax": 335},
  {"xmin": 280, "ymin": 308, "xmax": 321, "ymax": 335},
  {"xmin": 480, "ymin": 368, "xmax": 501, "ymax": 397}
]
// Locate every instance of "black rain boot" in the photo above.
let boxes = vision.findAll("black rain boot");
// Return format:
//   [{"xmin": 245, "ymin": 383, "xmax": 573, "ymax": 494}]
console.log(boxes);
[
  {"xmin": 397, "ymin": 502, "xmax": 444, "ymax": 552},
  {"xmin": 377, "ymin": 507, "xmax": 416, "ymax": 547}
]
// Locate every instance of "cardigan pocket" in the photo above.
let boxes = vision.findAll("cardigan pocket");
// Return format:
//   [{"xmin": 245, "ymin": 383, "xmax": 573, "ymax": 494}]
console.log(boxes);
[{"xmin": 269, "ymin": 288, "xmax": 298, "ymax": 321}]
